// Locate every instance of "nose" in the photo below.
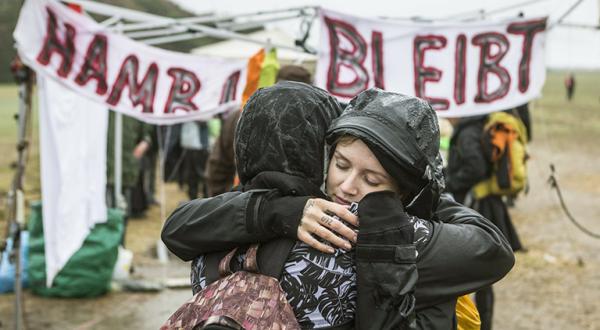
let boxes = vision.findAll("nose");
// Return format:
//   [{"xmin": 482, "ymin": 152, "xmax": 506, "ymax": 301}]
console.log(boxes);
[{"xmin": 339, "ymin": 172, "xmax": 359, "ymax": 197}]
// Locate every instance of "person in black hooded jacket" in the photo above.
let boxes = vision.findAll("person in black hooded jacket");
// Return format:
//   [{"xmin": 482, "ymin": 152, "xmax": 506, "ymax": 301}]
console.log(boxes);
[
  {"xmin": 184, "ymin": 81, "xmax": 383, "ymax": 329},
  {"xmin": 162, "ymin": 88, "xmax": 515, "ymax": 329},
  {"xmin": 446, "ymin": 115, "xmax": 523, "ymax": 330}
]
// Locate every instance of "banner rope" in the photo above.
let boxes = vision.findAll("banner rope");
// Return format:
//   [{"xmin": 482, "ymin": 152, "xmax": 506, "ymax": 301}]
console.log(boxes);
[{"xmin": 547, "ymin": 164, "xmax": 600, "ymax": 240}]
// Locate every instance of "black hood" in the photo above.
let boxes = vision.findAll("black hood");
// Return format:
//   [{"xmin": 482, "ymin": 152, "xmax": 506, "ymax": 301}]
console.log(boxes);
[
  {"xmin": 326, "ymin": 89, "xmax": 445, "ymax": 218},
  {"xmin": 450, "ymin": 115, "xmax": 487, "ymax": 141},
  {"xmin": 235, "ymin": 81, "xmax": 343, "ymax": 187}
]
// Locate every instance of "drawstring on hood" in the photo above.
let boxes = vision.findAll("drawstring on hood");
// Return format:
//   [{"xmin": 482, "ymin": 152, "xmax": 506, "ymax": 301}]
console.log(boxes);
[{"xmin": 326, "ymin": 88, "xmax": 445, "ymax": 219}]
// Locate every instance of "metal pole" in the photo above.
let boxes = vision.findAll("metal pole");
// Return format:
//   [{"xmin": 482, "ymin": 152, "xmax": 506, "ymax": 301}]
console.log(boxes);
[
  {"xmin": 114, "ymin": 23, "xmax": 125, "ymax": 214},
  {"xmin": 95, "ymin": 5, "xmax": 314, "ymax": 32},
  {"xmin": 13, "ymin": 191, "xmax": 24, "ymax": 330},
  {"xmin": 548, "ymin": 0, "xmax": 586, "ymax": 29},
  {"xmin": 125, "ymin": 13, "xmax": 303, "ymax": 40},
  {"xmin": 155, "ymin": 127, "xmax": 168, "ymax": 264},
  {"xmin": 114, "ymin": 113, "xmax": 124, "ymax": 212},
  {"xmin": 440, "ymin": 0, "xmax": 549, "ymax": 21},
  {"xmin": 9, "ymin": 62, "xmax": 32, "ymax": 330},
  {"xmin": 61, "ymin": 0, "xmax": 314, "ymax": 54}
]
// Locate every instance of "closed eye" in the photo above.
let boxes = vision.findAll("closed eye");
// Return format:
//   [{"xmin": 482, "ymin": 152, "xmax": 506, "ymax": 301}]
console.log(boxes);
[
  {"xmin": 364, "ymin": 175, "xmax": 382, "ymax": 187},
  {"xmin": 335, "ymin": 161, "xmax": 349, "ymax": 170}
]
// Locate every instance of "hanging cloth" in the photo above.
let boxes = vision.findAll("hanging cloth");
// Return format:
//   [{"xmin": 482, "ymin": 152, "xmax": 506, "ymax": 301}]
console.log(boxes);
[{"xmin": 38, "ymin": 77, "xmax": 108, "ymax": 286}]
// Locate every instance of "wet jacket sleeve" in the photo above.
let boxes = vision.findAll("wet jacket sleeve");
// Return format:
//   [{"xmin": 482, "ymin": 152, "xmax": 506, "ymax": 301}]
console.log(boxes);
[
  {"xmin": 161, "ymin": 190, "xmax": 307, "ymax": 261},
  {"xmin": 355, "ymin": 191, "xmax": 418, "ymax": 330},
  {"xmin": 446, "ymin": 124, "xmax": 488, "ymax": 195},
  {"xmin": 414, "ymin": 193, "xmax": 514, "ymax": 309}
]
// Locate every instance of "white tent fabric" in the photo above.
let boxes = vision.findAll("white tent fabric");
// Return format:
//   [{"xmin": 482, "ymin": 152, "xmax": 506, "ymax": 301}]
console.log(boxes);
[
  {"xmin": 192, "ymin": 28, "xmax": 317, "ymax": 63},
  {"xmin": 38, "ymin": 76, "xmax": 108, "ymax": 286}
]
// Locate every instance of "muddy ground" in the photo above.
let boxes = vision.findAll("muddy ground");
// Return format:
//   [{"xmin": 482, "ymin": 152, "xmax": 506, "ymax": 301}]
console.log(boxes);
[
  {"xmin": 0, "ymin": 181, "xmax": 195, "ymax": 330},
  {"xmin": 1, "ymin": 72, "xmax": 599, "ymax": 329}
]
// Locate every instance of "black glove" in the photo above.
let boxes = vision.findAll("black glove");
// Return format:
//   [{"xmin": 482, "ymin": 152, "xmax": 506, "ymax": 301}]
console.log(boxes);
[
  {"xmin": 355, "ymin": 190, "xmax": 417, "ymax": 330},
  {"xmin": 357, "ymin": 190, "xmax": 414, "ymax": 246},
  {"xmin": 258, "ymin": 194, "xmax": 310, "ymax": 238}
]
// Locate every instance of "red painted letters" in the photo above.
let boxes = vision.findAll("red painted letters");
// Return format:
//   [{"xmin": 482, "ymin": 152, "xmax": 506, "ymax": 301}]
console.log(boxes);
[
  {"xmin": 74, "ymin": 34, "xmax": 109, "ymax": 95},
  {"xmin": 414, "ymin": 35, "xmax": 449, "ymax": 110},
  {"xmin": 324, "ymin": 16, "xmax": 370, "ymax": 98},
  {"xmin": 507, "ymin": 18, "xmax": 547, "ymax": 93},
  {"xmin": 472, "ymin": 32, "xmax": 511, "ymax": 103},
  {"xmin": 106, "ymin": 55, "xmax": 159, "ymax": 113},
  {"xmin": 36, "ymin": 8, "xmax": 76, "ymax": 78},
  {"xmin": 164, "ymin": 68, "xmax": 201, "ymax": 114}
]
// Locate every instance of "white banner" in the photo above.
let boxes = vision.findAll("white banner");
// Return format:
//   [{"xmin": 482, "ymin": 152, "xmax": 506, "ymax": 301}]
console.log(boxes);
[
  {"xmin": 38, "ymin": 76, "xmax": 108, "ymax": 286},
  {"xmin": 316, "ymin": 9, "xmax": 548, "ymax": 117},
  {"xmin": 14, "ymin": 0, "xmax": 246, "ymax": 125}
]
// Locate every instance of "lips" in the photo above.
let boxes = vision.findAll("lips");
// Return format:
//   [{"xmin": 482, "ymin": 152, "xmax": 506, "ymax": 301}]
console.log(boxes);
[{"xmin": 334, "ymin": 195, "xmax": 351, "ymax": 206}]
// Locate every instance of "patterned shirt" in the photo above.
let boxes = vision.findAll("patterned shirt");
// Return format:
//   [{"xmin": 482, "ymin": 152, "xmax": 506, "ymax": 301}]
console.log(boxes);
[
  {"xmin": 191, "ymin": 216, "xmax": 431, "ymax": 329},
  {"xmin": 192, "ymin": 241, "xmax": 356, "ymax": 329}
]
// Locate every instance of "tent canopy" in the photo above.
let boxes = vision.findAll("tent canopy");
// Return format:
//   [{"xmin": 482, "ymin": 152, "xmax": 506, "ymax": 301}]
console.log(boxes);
[{"xmin": 192, "ymin": 28, "xmax": 318, "ymax": 65}]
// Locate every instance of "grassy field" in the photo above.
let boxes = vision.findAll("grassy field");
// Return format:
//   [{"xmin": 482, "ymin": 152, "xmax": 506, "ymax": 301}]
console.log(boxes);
[{"xmin": 533, "ymin": 71, "xmax": 600, "ymax": 147}]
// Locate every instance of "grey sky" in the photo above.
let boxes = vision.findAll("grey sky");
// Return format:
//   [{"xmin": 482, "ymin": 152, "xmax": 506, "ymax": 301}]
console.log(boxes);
[{"xmin": 171, "ymin": 0, "xmax": 600, "ymax": 69}]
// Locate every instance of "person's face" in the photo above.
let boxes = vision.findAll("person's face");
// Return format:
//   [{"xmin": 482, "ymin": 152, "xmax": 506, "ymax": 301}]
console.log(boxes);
[{"xmin": 326, "ymin": 138, "xmax": 399, "ymax": 205}]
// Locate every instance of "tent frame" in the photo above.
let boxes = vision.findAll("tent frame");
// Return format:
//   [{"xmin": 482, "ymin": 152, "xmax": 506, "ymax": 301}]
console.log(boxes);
[{"xmin": 63, "ymin": 0, "xmax": 319, "ymax": 51}]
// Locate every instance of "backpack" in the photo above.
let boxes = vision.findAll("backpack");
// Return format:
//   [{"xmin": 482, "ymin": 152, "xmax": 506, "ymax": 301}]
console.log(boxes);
[
  {"xmin": 161, "ymin": 244, "xmax": 300, "ymax": 330},
  {"xmin": 472, "ymin": 112, "xmax": 528, "ymax": 199}
]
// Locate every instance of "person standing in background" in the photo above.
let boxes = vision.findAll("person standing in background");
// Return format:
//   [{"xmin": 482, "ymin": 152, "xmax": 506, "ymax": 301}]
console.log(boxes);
[
  {"xmin": 106, "ymin": 113, "xmax": 153, "ymax": 246},
  {"xmin": 446, "ymin": 115, "xmax": 524, "ymax": 330},
  {"xmin": 142, "ymin": 126, "xmax": 159, "ymax": 205},
  {"xmin": 179, "ymin": 121, "xmax": 210, "ymax": 200},
  {"xmin": 565, "ymin": 73, "xmax": 576, "ymax": 101}
]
